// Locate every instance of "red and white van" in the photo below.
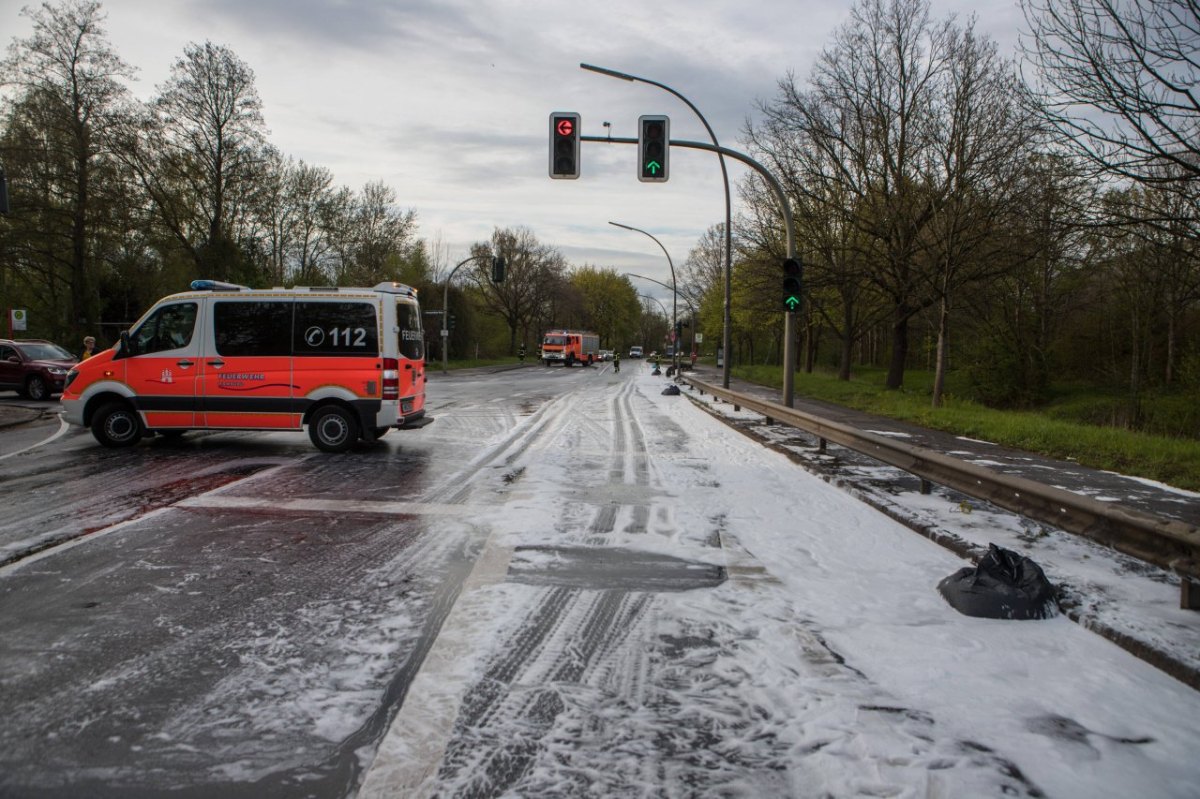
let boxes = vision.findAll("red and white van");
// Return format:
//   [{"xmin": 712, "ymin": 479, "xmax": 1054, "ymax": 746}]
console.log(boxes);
[{"xmin": 61, "ymin": 280, "xmax": 429, "ymax": 452}]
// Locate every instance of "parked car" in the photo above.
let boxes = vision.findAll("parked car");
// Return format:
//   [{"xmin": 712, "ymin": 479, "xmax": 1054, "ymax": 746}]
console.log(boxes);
[
  {"xmin": 0, "ymin": 339, "xmax": 79, "ymax": 400},
  {"xmin": 628, "ymin": 346, "xmax": 643, "ymax": 358}
]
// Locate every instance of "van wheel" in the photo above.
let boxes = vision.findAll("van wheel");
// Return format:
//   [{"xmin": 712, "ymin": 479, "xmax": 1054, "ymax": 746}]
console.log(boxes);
[
  {"xmin": 92, "ymin": 402, "xmax": 144, "ymax": 447},
  {"xmin": 309, "ymin": 405, "xmax": 359, "ymax": 453},
  {"xmin": 372, "ymin": 427, "xmax": 390, "ymax": 439}
]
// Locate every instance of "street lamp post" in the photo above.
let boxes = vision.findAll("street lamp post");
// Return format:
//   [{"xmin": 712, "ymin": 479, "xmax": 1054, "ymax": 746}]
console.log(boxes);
[
  {"xmin": 629, "ymin": 273, "xmax": 698, "ymax": 365},
  {"xmin": 610, "ymin": 222, "xmax": 679, "ymax": 374},
  {"xmin": 441, "ymin": 254, "xmax": 492, "ymax": 375},
  {"xmin": 582, "ymin": 63, "xmax": 733, "ymax": 389}
]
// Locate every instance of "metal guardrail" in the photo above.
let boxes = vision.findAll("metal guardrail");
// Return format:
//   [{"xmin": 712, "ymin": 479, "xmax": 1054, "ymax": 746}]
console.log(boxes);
[{"xmin": 682, "ymin": 375, "xmax": 1200, "ymax": 610}]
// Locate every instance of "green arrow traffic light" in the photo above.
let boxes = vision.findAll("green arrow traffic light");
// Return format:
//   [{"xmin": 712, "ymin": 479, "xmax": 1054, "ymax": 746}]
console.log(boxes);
[
  {"xmin": 782, "ymin": 258, "xmax": 802, "ymax": 312},
  {"xmin": 638, "ymin": 115, "xmax": 669, "ymax": 182}
]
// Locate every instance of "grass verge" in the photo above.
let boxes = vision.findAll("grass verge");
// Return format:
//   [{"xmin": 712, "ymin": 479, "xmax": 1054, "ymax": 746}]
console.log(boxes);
[{"xmin": 729, "ymin": 364, "xmax": 1200, "ymax": 493}]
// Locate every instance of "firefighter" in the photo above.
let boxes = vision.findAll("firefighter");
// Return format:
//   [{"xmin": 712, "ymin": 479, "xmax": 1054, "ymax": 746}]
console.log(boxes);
[
  {"xmin": 518, "ymin": 343, "xmax": 526, "ymax": 362},
  {"xmin": 613, "ymin": 351, "xmax": 620, "ymax": 372}
]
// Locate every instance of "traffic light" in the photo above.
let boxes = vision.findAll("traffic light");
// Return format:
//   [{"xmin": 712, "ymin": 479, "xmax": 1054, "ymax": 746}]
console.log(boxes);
[
  {"xmin": 782, "ymin": 258, "xmax": 802, "ymax": 313},
  {"xmin": 638, "ymin": 115, "xmax": 669, "ymax": 182},
  {"xmin": 0, "ymin": 167, "xmax": 9, "ymax": 215},
  {"xmin": 549, "ymin": 112, "xmax": 580, "ymax": 179},
  {"xmin": 491, "ymin": 256, "xmax": 506, "ymax": 283}
]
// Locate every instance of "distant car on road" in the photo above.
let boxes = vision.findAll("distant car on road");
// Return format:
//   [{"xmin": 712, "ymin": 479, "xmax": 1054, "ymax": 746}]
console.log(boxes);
[
  {"xmin": 598, "ymin": 349, "xmax": 614, "ymax": 361},
  {"xmin": 0, "ymin": 339, "xmax": 79, "ymax": 400},
  {"xmin": 628, "ymin": 346, "xmax": 643, "ymax": 358}
]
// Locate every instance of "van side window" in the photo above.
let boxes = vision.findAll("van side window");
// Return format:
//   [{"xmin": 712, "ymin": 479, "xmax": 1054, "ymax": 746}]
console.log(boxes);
[
  {"xmin": 215, "ymin": 301, "xmax": 293, "ymax": 356},
  {"xmin": 294, "ymin": 301, "xmax": 378, "ymax": 356},
  {"xmin": 132, "ymin": 302, "xmax": 198, "ymax": 355},
  {"xmin": 396, "ymin": 300, "xmax": 423, "ymax": 360}
]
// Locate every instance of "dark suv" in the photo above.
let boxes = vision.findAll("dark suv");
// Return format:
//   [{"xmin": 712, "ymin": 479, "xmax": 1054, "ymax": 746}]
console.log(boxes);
[{"xmin": 0, "ymin": 339, "xmax": 79, "ymax": 400}]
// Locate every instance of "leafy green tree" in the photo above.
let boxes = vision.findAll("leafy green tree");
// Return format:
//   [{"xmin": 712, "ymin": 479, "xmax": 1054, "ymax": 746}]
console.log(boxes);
[
  {"xmin": 1, "ymin": 0, "xmax": 134, "ymax": 341},
  {"xmin": 568, "ymin": 266, "xmax": 640, "ymax": 349}
]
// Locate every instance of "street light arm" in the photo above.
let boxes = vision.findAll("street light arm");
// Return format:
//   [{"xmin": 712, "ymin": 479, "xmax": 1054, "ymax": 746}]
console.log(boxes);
[
  {"xmin": 441, "ymin": 253, "xmax": 493, "ymax": 375},
  {"xmin": 582, "ymin": 61, "xmax": 734, "ymax": 389}
]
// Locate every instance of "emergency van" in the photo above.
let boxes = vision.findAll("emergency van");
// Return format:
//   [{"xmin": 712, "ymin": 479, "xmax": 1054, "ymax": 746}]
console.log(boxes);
[
  {"xmin": 541, "ymin": 329, "xmax": 600, "ymax": 367},
  {"xmin": 61, "ymin": 280, "xmax": 429, "ymax": 452}
]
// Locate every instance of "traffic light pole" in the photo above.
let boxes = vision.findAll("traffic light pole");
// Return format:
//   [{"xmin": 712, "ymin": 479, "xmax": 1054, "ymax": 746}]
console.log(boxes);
[
  {"xmin": 441, "ymin": 254, "xmax": 492, "ymax": 375},
  {"xmin": 582, "ymin": 135, "xmax": 798, "ymax": 406},
  {"xmin": 579, "ymin": 64, "xmax": 734, "ymax": 391}
]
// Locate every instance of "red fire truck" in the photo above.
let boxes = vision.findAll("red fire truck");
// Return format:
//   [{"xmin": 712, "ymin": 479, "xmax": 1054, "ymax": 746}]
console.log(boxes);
[{"xmin": 541, "ymin": 329, "xmax": 600, "ymax": 367}]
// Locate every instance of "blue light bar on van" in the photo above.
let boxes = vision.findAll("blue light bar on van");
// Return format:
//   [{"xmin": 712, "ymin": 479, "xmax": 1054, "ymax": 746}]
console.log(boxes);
[
  {"xmin": 190, "ymin": 280, "xmax": 248, "ymax": 291},
  {"xmin": 373, "ymin": 281, "xmax": 418, "ymax": 297}
]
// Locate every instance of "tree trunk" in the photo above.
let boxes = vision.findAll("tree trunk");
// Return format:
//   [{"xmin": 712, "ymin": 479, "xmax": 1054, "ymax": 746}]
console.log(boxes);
[
  {"xmin": 886, "ymin": 306, "xmax": 910, "ymax": 389},
  {"xmin": 932, "ymin": 295, "xmax": 949, "ymax": 408}
]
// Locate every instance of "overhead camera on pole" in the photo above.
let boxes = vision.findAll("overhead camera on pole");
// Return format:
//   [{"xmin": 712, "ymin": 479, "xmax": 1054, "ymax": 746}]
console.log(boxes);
[
  {"xmin": 638, "ymin": 115, "xmax": 669, "ymax": 182},
  {"xmin": 548, "ymin": 112, "xmax": 580, "ymax": 179}
]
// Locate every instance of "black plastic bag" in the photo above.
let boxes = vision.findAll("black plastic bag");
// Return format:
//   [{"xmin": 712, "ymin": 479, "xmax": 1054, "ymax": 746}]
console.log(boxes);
[
  {"xmin": 662, "ymin": 384, "xmax": 681, "ymax": 395},
  {"xmin": 938, "ymin": 543, "xmax": 1058, "ymax": 620}
]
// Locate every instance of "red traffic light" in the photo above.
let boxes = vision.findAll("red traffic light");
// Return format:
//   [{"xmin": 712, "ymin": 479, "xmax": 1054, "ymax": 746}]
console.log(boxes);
[{"xmin": 549, "ymin": 112, "xmax": 580, "ymax": 180}]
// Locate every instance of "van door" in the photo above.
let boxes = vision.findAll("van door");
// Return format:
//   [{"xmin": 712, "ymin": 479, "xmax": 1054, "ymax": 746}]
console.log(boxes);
[
  {"xmin": 123, "ymin": 300, "xmax": 203, "ymax": 429},
  {"xmin": 200, "ymin": 299, "xmax": 298, "ymax": 429}
]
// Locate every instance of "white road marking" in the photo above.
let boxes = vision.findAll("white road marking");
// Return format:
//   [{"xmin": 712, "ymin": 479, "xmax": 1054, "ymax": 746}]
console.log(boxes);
[
  {"xmin": 0, "ymin": 415, "xmax": 71, "ymax": 460},
  {"xmin": 176, "ymin": 495, "xmax": 478, "ymax": 516}
]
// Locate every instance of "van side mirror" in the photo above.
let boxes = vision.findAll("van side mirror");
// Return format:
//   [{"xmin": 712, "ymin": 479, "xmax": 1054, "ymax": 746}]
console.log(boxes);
[{"xmin": 117, "ymin": 330, "xmax": 133, "ymax": 359}]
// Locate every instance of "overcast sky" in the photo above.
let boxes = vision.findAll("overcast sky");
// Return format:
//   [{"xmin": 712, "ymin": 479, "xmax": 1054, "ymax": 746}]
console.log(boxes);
[{"xmin": 2, "ymin": 0, "xmax": 1027, "ymax": 303}]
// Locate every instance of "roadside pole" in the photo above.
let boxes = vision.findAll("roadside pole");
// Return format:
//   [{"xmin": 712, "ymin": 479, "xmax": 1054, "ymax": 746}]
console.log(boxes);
[
  {"xmin": 581, "ymin": 135, "xmax": 798, "ymax": 406},
  {"xmin": 441, "ymin": 255, "xmax": 491, "ymax": 375}
]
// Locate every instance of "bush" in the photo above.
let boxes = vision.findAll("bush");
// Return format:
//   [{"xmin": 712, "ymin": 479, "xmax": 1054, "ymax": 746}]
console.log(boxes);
[{"xmin": 963, "ymin": 339, "xmax": 1049, "ymax": 409}]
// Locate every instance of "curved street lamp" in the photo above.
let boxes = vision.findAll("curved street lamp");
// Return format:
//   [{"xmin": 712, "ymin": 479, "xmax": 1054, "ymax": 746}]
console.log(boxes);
[
  {"xmin": 441, "ymin": 253, "xmax": 493, "ymax": 374},
  {"xmin": 610, "ymin": 221, "xmax": 680, "ymax": 373},
  {"xmin": 583, "ymin": 63, "xmax": 732, "ymax": 388}
]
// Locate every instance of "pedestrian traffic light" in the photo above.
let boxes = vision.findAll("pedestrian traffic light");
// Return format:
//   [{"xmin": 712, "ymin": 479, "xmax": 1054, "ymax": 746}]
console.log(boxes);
[
  {"xmin": 782, "ymin": 257, "xmax": 802, "ymax": 313},
  {"xmin": 491, "ymin": 256, "xmax": 506, "ymax": 283},
  {"xmin": 549, "ymin": 112, "xmax": 580, "ymax": 179},
  {"xmin": 638, "ymin": 115, "xmax": 669, "ymax": 182}
]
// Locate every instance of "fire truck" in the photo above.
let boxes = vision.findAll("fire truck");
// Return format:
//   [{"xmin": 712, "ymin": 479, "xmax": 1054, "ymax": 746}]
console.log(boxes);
[{"xmin": 541, "ymin": 329, "xmax": 600, "ymax": 367}]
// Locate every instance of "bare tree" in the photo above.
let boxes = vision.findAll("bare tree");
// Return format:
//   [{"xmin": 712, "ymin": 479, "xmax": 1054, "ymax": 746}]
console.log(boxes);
[
  {"xmin": 748, "ymin": 0, "xmax": 958, "ymax": 389},
  {"xmin": 1020, "ymin": 0, "xmax": 1200, "ymax": 206},
  {"xmin": 922, "ymin": 26, "xmax": 1040, "ymax": 406},
  {"xmin": 470, "ymin": 227, "xmax": 568, "ymax": 354},
  {"xmin": 150, "ymin": 40, "xmax": 266, "ymax": 280}
]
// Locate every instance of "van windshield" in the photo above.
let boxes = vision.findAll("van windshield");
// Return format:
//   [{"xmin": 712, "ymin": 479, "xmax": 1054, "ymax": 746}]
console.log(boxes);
[{"xmin": 396, "ymin": 299, "xmax": 423, "ymax": 360}]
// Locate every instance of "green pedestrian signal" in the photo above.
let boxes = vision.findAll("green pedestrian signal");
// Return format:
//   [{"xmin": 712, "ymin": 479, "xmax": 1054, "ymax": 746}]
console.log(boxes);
[
  {"xmin": 782, "ymin": 258, "xmax": 802, "ymax": 313},
  {"xmin": 638, "ymin": 115, "xmax": 669, "ymax": 183}
]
